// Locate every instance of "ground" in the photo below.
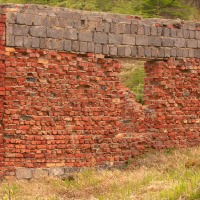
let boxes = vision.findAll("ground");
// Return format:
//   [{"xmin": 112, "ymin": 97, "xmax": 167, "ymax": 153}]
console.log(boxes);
[{"xmin": 0, "ymin": 146, "xmax": 199, "ymax": 200}]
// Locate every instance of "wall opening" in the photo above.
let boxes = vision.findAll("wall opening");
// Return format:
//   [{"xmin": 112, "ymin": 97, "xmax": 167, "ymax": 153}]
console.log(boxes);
[{"xmin": 119, "ymin": 59, "xmax": 146, "ymax": 105}]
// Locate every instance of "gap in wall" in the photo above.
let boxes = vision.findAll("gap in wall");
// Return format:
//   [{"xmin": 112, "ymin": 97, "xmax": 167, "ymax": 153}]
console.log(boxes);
[{"xmin": 119, "ymin": 59, "xmax": 146, "ymax": 105}]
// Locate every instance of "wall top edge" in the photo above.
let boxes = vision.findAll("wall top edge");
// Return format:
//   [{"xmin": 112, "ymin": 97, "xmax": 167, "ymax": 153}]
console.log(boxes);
[{"xmin": 0, "ymin": 3, "xmax": 200, "ymax": 27}]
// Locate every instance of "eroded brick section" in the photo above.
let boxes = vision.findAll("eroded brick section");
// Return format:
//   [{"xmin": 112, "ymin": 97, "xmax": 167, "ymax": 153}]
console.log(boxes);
[
  {"xmin": 3, "ymin": 48, "xmax": 132, "ymax": 175},
  {"xmin": 0, "ymin": 13, "xmax": 5, "ymax": 178},
  {"xmin": 144, "ymin": 59, "xmax": 200, "ymax": 148}
]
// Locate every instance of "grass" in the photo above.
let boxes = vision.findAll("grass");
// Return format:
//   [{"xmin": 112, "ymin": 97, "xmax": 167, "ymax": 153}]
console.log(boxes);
[
  {"xmin": 119, "ymin": 59, "xmax": 146, "ymax": 104},
  {"xmin": 0, "ymin": 147, "xmax": 199, "ymax": 200}
]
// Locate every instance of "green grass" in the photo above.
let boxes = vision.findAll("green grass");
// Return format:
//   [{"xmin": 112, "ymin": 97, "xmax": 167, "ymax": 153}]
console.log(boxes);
[{"xmin": 0, "ymin": 147, "xmax": 199, "ymax": 200}]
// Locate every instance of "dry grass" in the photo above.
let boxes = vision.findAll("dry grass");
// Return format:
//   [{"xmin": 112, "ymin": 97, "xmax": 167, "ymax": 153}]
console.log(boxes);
[{"xmin": 0, "ymin": 147, "xmax": 200, "ymax": 200}]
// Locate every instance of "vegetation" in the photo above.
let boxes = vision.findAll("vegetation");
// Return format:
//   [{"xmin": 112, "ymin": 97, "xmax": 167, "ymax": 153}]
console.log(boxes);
[
  {"xmin": 0, "ymin": 0, "xmax": 199, "ymax": 20},
  {"xmin": 0, "ymin": 147, "xmax": 199, "ymax": 199},
  {"xmin": 120, "ymin": 60, "xmax": 146, "ymax": 104}
]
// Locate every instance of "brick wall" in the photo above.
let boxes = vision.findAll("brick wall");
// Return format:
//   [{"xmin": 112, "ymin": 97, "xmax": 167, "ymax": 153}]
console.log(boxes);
[
  {"xmin": 0, "ymin": 13, "xmax": 5, "ymax": 178},
  {"xmin": 0, "ymin": 4, "xmax": 199, "ymax": 178}
]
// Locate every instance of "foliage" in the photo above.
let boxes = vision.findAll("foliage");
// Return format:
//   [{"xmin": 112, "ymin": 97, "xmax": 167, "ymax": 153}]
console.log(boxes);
[{"xmin": 0, "ymin": 0, "xmax": 199, "ymax": 20}]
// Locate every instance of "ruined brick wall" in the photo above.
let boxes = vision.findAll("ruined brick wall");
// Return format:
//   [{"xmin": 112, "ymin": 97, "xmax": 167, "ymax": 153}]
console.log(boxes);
[
  {"xmin": 144, "ymin": 58, "xmax": 200, "ymax": 149},
  {"xmin": 0, "ymin": 13, "xmax": 5, "ymax": 178},
  {"xmin": 0, "ymin": 4, "xmax": 199, "ymax": 178}
]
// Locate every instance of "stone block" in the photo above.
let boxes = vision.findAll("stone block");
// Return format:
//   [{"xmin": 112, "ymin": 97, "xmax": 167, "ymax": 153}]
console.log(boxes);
[
  {"xmin": 135, "ymin": 35, "xmax": 149, "ymax": 46},
  {"xmin": 176, "ymin": 29, "xmax": 183, "ymax": 38},
  {"xmin": 117, "ymin": 46, "xmax": 125, "ymax": 57},
  {"xmin": 16, "ymin": 168, "xmax": 33, "ymax": 179},
  {"xmin": 49, "ymin": 167, "xmax": 65, "ymax": 176},
  {"xmin": 94, "ymin": 44, "xmax": 102, "ymax": 54},
  {"xmin": 149, "ymin": 36, "xmax": 161, "ymax": 47},
  {"xmin": 32, "ymin": 37, "xmax": 40, "ymax": 48},
  {"xmin": 138, "ymin": 46, "xmax": 145, "ymax": 57},
  {"xmin": 138, "ymin": 25, "xmax": 144, "ymax": 35},
  {"xmin": 16, "ymin": 13, "xmax": 33, "ymax": 25},
  {"xmin": 151, "ymin": 27, "xmax": 157, "ymax": 36},
  {"xmin": 15, "ymin": 36, "xmax": 23, "ymax": 47},
  {"xmin": 186, "ymin": 39, "xmax": 197, "ymax": 48},
  {"xmin": 145, "ymin": 26, "xmax": 151, "ymax": 36},
  {"xmin": 33, "ymin": 169, "xmax": 49, "ymax": 178},
  {"xmin": 24, "ymin": 36, "xmax": 32, "ymax": 48},
  {"xmin": 30, "ymin": 26, "xmax": 46, "ymax": 38},
  {"xmin": 47, "ymin": 28, "xmax": 62, "ymax": 39},
  {"xmin": 189, "ymin": 30, "xmax": 195, "ymax": 39},
  {"xmin": 131, "ymin": 24, "xmax": 138, "ymax": 34},
  {"xmin": 171, "ymin": 29, "xmax": 177, "ymax": 37},
  {"xmin": 13, "ymin": 25, "xmax": 29, "ymax": 36},
  {"xmin": 144, "ymin": 47, "xmax": 151, "ymax": 57},
  {"xmin": 72, "ymin": 41, "xmax": 79, "ymax": 51},
  {"xmin": 183, "ymin": 30, "xmax": 189, "ymax": 38},
  {"xmin": 94, "ymin": 32, "xmax": 108, "ymax": 44},
  {"xmin": 175, "ymin": 38, "xmax": 186, "ymax": 47},
  {"xmin": 103, "ymin": 45, "xmax": 109, "ymax": 54},
  {"xmin": 124, "ymin": 46, "xmax": 131, "ymax": 57},
  {"xmin": 163, "ymin": 28, "xmax": 170, "ymax": 37},
  {"xmin": 64, "ymin": 40, "xmax": 72, "ymax": 51},
  {"xmin": 6, "ymin": 35, "xmax": 14, "ymax": 46},
  {"xmin": 40, "ymin": 38, "xmax": 47, "ymax": 49},
  {"xmin": 109, "ymin": 34, "xmax": 122, "ymax": 44},
  {"xmin": 64, "ymin": 29, "xmax": 77, "ymax": 40},
  {"xmin": 80, "ymin": 42, "xmax": 87, "ymax": 53},
  {"xmin": 79, "ymin": 31, "xmax": 93, "ymax": 42},
  {"xmin": 164, "ymin": 48, "xmax": 171, "ymax": 57},
  {"xmin": 122, "ymin": 35, "xmax": 135, "ymax": 45},
  {"xmin": 162, "ymin": 38, "xmax": 174, "ymax": 47},
  {"xmin": 88, "ymin": 42, "xmax": 94, "ymax": 52},
  {"xmin": 189, "ymin": 49, "xmax": 195, "ymax": 57},
  {"xmin": 131, "ymin": 47, "xmax": 138, "ymax": 57},
  {"xmin": 151, "ymin": 47, "xmax": 159, "ymax": 57},
  {"xmin": 109, "ymin": 46, "xmax": 117, "ymax": 56}
]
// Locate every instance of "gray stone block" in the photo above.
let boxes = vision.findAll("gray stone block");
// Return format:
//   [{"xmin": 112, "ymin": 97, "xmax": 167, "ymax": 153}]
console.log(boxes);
[
  {"xmin": 124, "ymin": 46, "xmax": 131, "ymax": 57},
  {"xmin": 145, "ymin": 26, "xmax": 151, "ymax": 36},
  {"xmin": 151, "ymin": 27, "xmax": 157, "ymax": 36},
  {"xmin": 189, "ymin": 30, "xmax": 195, "ymax": 39},
  {"xmin": 183, "ymin": 30, "xmax": 189, "ymax": 38},
  {"xmin": 33, "ymin": 169, "xmax": 49, "ymax": 178},
  {"xmin": 171, "ymin": 29, "xmax": 176, "ymax": 37},
  {"xmin": 176, "ymin": 48, "xmax": 183, "ymax": 57},
  {"xmin": 182, "ymin": 49, "xmax": 189, "ymax": 57},
  {"xmin": 88, "ymin": 42, "xmax": 94, "ymax": 52},
  {"xmin": 138, "ymin": 25, "xmax": 144, "ymax": 35},
  {"xmin": 157, "ymin": 27, "xmax": 162, "ymax": 36},
  {"xmin": 13, "ymin": 25, "xmax": 29, "ymax": 36},
  {"xmin": 109, "ymin": 34, "xmax": 122, "ymax": 44},
  {"xmin": 24, "ymin": 36, "xmax": 32, "ymax": 48},
  {"xmin": 144, "ymin": 47, "xmax": 151, "ymax": 57},
  {"xmin": 64, "ymin": 40, "xmax": 72, "ymax": 51},
  {"xmin": 72, "ymin": 41, "xmax": 79, "ymax": 51},
  {"xmin": 15, "ymin": 36, "xmax": 23, "ymax": 47},
  {"xmin": 135, "ymin": 35, "xmax": 149, "ymax": 46},
  {"xmin": 6, "ymin": 35, "xmax": 15, "ymax": 46},
  {"xmin": 16, "ymin": 14, "xmax": 33, "ymax": 25},
  {"xmin": 7, "ymin": 25, "xmax": 13, "ymax": 35},
  {"xmin": 186, "ymin": 39, "xmax": 197, "ymax": 48},
  {"xmin": 79, "ymin": 31, "xmax": 93, "ymax": 42},
  {"xmin": 163, "ymin": 28, "xmax": 170, "ymax": 37},
  {"xmin": 164, "ymin": 48, "xmax": 171, "ymax": 57},
  {"xmin": 171, "ymin": 48, "xmax": 177, "ymax": 57},
  {"xmin": 32, "ymin": 37, "xmax": 40, "ymax": 48},
  {"xmin": 47, "ymin": 28, "xmax": 62, "ymax": 39},
  {"xmin": 131, "ymin": 24, "xmax": 138, "ymax": 34},
  {"xmin": 131, "ymin": 47, "xmax": 138, "ymax": 57},
  {"xmin": 175, "ymin": 38, "xmax": 186, "ymax": 47},
  {"xmin": 118, "ymin": 46, "xmax": 125, "ymax": 57},
  {"xmin": 158, "ymin": 48, "xmax": 165, "ymax": 58},
  {"xmin": 94, "ymin": 32, "xmax": 108, "ymax": 44},
  {"xmin": 176, "ymin": 29, "xmax": 183, "ymax": 38},
  {"xmin": 103, "ymin": 45, "xmax": 109, "ymax": 54},
  {"xmin": 162, "ymin": 38, "xmax": 174, "ymax": 47},
  {"xmin": 138, "ymin": 46, "xmax": 145, "ymax": 57},
  {"xmin": 30, "ymin": 26, "xmax": 46, "ymax": 38},
  {"xmin": 196, "ymin": 31, "xmax": 200, "ymax": 39},
  {"xmin": 109, "ymin": 46, "xmax": 117, "ymax": 56},
  {"xmin": 40, "ymin": 38, "xmax": 47, "ymax": 49},
  {"xmin": 16, "ymin": 168, "xmax": 33, "ymax": 179},
  {"xmin": 125, "ymin": 24, "xmax": 131, "ymax": 34},
  {"xmin": 64, "ymin": 29, "xmax": 77, "ymax": 40},
  {"xmin": 151, "ymin": 47, "xmax": 159, "ymax": 57},
  {"xmin": 49, "ymin": 167, "xmax": 65, "ymax": 176},
  {"xmin": 122, "ymin": 34, "xmax": 135, "ymax": 45},
  {"xmin": 7, "ymin": 12, "xmax": 16, "ymax": 24},
  {"xmin": 149, "ymin": 36, "xmax": 161, "ymax": 47},
  {"xmin": 94, "ymin": 44, "xmax": 102, "ymax": 54},
  {"xmin": 80, "ymin": 42, "xmax": 87, "ymax": 52},
  {"xmin": 189, "ymin": 49, "xmax": 195, "ymax": 57}
]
